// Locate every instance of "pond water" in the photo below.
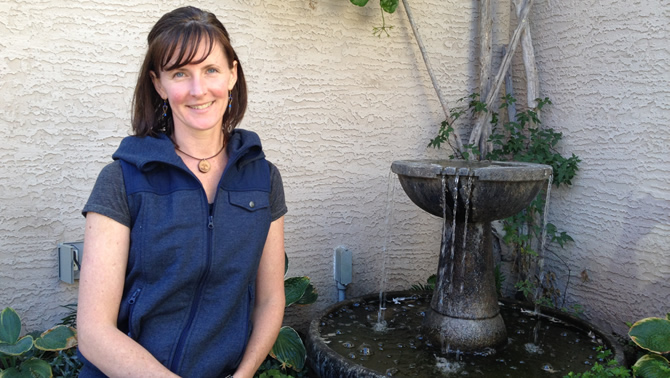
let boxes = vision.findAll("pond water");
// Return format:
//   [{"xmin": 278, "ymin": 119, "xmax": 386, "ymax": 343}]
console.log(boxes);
[{"xmin": 318, "ymin": 293, "xmax": 609, "ymax": 377}]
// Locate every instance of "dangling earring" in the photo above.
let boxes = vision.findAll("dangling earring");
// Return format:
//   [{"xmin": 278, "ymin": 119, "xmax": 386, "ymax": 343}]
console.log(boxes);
[
  {"xmin": 228, "ymin": 90, "xmax": 233, "ymax": 110},
  {"xmin": 162, "ymin": 100, "xmax": 168, "ymax": 117}
]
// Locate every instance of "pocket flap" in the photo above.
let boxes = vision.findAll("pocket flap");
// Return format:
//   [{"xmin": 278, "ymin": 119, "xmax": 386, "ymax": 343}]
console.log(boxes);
[{"xmin": 229, "ymin": 191, "xmax": 270, "ymax": 211}]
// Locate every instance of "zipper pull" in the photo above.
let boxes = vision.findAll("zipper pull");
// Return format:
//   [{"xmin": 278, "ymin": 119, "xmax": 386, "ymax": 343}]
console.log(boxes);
[
  {"xmin": 208, "ymin": 215, "xmax": 214, "ymax": 229},
  {"xmin": 128, "ymin": 288, "xmax": 141, "ymax": 304}
]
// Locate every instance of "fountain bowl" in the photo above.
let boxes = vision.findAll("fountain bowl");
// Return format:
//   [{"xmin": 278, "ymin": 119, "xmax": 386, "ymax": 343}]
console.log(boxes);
[
  {"xmin": 306, "ymin": 291, "xmax": 624, "ymax": 378},
  {"xmin": 391, "ymin": 159, "xmax": 553, "ymax": 222}
]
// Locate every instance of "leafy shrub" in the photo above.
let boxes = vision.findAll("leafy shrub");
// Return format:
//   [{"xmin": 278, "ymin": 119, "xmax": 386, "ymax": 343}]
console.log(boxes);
[{"xmin": 0, "ymin": 307, "xmax": 77, "ymax": 378}]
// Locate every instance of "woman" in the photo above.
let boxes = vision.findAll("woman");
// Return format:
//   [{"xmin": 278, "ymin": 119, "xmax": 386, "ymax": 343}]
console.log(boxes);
[{"xmin": 77, "ymin": 6, "xmax": 286, "ymax": 377}]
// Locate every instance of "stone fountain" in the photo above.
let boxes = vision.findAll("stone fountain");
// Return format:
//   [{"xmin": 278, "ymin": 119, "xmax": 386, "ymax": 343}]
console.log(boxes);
[
  {"xmin": 390, "ymin": 159, "xmax": 552, "ymax": 351},
  {"xmin": 306, "ymin": 160, "xmax": 623, "ymax": 377}
]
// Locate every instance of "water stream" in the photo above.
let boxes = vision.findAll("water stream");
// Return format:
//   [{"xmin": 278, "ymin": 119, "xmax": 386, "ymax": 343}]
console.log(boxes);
[
  {"xmin": 458, "ymin": 175, "xmax": 474, "ymax": 293},
  {"xmin": 447, "ymin": 174, "xmax": 459, "ymax": 293},
  {"xmin": 376, "ymin": 171, "xmax": 398, "ymax": 331},
  {"xmin": 532, "ymin": 174, "xmax": 554, "ymax": 345}
]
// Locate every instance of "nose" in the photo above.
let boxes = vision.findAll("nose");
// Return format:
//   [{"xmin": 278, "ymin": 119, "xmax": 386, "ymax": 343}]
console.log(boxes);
[{"xmin": 190, "ymin": 76, "xmax": 206, "ymax": 97}]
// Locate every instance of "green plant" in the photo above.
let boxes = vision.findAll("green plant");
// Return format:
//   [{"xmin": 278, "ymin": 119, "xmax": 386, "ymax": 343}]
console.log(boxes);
[
  {"xmin": 628, "ymin": 314, "xmax": 670, "ymax": 377},
  {"xmin": 258, "ymin": 254, "xmax": 318, "ymax": 376},
  {"xmin": 431, "ymin": 93, "xmax": 581, "ymax": 308},
  {"xmin": 410, "ymin": 274, "xmax": 436, "ymax": 292},
  {"xmin": 0, "ymin": 307, "xmax": 77, "ymax": 378},
  {"xmin": 564, "ymin": 348, "xmax": 631, "ymax": 377},
  {"xmin": 349, "ymin": 0, "xmax": 398, "ymax": 37}
]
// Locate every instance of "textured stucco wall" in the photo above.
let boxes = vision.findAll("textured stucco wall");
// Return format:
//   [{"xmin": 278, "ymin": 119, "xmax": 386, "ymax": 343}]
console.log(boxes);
[
  {"xmin": 0, "ymin": 0, "xmax": 476, "ymax": 332},
  {"xmin": 528, "ymin": 0, "xmax": 670, "ymax": 336},
  {"xmin": 1, "ymin": 0, "xmax": 668, "ymax": 341}
]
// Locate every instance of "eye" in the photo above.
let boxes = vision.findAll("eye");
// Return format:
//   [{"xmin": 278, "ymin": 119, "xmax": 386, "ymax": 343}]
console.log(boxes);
[
  {"xmin": 206, "ymin": 68, "xmax": 219, "ymax": 74},
  {"xmin": 173, "ymin": 72, "xmax": 185, "ymax": 78}
]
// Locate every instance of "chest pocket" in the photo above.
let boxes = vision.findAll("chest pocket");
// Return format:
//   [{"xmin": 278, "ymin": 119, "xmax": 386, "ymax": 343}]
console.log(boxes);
[{"xmin": 228, "ymin": 191, "xmax": 270, "ymax": 212}]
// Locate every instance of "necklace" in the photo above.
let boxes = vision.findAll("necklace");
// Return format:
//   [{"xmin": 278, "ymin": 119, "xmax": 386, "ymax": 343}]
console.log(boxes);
[{"xmin": 175, "ymin": 142, "xmax": 226, "ymax": 173}]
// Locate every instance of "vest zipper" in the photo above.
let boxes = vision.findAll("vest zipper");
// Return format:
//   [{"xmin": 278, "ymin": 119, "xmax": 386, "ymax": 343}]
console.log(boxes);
[
  {"xmin": 169, "ymin": 206, "xmax": 215, "ymax": 373},
  {"xmin": 127, "ymin": 288, "xmax": 141, "ymax": 338}
]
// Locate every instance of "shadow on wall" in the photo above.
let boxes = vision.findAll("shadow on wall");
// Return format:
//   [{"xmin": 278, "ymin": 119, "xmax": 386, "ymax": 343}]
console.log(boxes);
[{"xmin": 609, "ymin": 190, "xmax": 670, "ymax": 333}]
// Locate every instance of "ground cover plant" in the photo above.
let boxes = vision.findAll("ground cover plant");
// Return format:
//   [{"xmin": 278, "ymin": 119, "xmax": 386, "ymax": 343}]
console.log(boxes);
[{"xmin": 0, "ymin": 307, "xmax": 78, "ymax": 378}]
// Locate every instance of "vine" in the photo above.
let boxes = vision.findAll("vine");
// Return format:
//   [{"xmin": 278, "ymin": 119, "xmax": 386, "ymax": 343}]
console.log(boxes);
[{"xmin": 430, "ymin": 93, "xmax": 581, "ymax": 310}]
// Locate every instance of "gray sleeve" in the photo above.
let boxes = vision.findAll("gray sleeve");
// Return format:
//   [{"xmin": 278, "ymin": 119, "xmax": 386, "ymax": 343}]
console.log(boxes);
[
  {"xmin": 82, "ymin": 160, "xmax": 131, "ymax": 228},
  {"xmin": 268, "ymin": 161, "xmax": 287, "ymax": 222}
]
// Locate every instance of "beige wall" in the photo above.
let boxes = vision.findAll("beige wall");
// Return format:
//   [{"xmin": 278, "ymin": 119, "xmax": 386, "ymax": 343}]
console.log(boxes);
[
  {"xmin": 530, "ymin": 0, "xmax": 670, "ymax": 336},
  {"xmin": 1, "ymin": 0, "xmax": 668, "ymax": 340}
]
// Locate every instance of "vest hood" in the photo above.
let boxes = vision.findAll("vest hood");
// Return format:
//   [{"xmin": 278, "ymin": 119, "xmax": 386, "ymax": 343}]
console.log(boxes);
[{"xmin": 112, "ymin": 129, "xmax": 265, "ymax": 172}]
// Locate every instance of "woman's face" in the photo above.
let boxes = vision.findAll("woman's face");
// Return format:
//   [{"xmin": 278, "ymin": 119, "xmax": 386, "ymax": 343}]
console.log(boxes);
[{"xmin": 151, "ymin": 39, "xmax": 237, "ymax": 136}]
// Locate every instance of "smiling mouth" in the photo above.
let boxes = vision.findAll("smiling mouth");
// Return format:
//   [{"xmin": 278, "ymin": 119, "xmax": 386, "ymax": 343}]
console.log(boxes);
[{"xmin": 189, "ymin": 101, "xmax": 214, "ymax": 110}]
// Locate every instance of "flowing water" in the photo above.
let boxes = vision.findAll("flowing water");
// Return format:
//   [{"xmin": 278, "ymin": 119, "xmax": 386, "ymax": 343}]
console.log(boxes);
[
  {"xmin": 458, "ymin": 176, "xmax": 474, "ymax": 293},
  {"xmin": 532, "ymin": 174, "xmax": 554, "ymax": 344},
  {"xmin": 319, "ymin": 293, "xmax": 610, "ymax": 377},
  {"xmin": 376, "ymin": 172, "xmax": 398, "ymax": 331}
]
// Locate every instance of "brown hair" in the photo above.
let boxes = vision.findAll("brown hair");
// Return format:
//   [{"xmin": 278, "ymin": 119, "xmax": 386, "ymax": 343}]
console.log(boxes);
[{"xmin": 131, "ymin": 6, "xmax": 247, "ymax": 139}]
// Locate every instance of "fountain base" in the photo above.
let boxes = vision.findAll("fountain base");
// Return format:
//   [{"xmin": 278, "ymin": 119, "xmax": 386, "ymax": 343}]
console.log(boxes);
[{"xmin": 423, "ymin": 310, "xmax": 507, "ymax": 352}]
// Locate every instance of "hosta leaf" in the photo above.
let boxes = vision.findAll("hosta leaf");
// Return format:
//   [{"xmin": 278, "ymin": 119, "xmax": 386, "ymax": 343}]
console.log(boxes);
[
  {"xmin": 296, "ymin": 283, "xmax": 318, "ymax": 305},
  {"xmin": 0, "ymin": 336, "xmax": 33, "ymax": 356},
  {"xmin": 269, "ymin": 326, "xmax": 306, "ymax": 371},
  {"xmin": 284, "ymin": 277, "xmax": 310, "ymax": 307},
  {"xmin": 0, "ymin": 358, "xmax": 52, "ymax": 378},
  {"xmin": 380, "ymin": 0, "xmax": 399, "ymax": 13},
  {"xmin": 350, "ymin": 0, "xmax": 369, "ymax": 6},
  {"xmin": 35, "ymin": 325, "xmax": 77, "ymax": 351},
  {"xmin": 629, "ymin": 317, "xmax": 670, "ymax": 353},
  {"xmin": 0, "ymin": 308, "xmax": 22, "ymax": 344},
  {"xmin": 632, "ymin": 354, "xmax": 670, "ymax": 378}
]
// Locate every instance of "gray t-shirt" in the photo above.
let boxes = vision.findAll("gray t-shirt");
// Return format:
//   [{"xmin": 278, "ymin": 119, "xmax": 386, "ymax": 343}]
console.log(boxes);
[{"xmin": 83, "ymin": 160, "xmax": 287, "ymax": 227}]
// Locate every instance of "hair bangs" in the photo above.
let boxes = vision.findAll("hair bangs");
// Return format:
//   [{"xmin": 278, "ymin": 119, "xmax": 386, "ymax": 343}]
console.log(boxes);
[{"xmin": 160, "ymin": 25, "xmax": 215, "ymax": 72}]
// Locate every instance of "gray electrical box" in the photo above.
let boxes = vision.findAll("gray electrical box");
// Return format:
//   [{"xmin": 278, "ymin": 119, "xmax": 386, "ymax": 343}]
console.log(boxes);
[
  {"xmin": 58, "ymin": 241, "xmax": 84, "ymax": 284},
  {"xmin": 334, "ymin": 246, "xmax": 352, "ymax": 285}
]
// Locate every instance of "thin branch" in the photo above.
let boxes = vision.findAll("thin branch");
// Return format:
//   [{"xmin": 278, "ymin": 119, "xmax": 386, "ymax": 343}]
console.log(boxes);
[
  {"xmin": 469, "ymin": 0, "xmax": 535, "ymax": 150},
  {"xmin": 514, "ymin": 0, "xmax": 541, "ymax": 111},
  {"xmin": 401, "ymin": 0, "xmax": 465, "ymax": 153},
  {"xmin": 477, "ymin": 0, "xmax": 493, "ymax": 158}
]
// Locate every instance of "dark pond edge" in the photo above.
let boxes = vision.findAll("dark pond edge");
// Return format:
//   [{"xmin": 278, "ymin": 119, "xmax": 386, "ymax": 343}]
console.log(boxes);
[{"xmin": 306, "ymin": 291, "xmax": 624, "ymax": 378}]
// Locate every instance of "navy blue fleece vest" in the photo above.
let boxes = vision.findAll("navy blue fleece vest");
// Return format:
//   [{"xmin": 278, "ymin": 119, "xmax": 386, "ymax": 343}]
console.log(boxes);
[{"xmin": 80, "ymin": 130, "xmax": 271, "ymax": 377}]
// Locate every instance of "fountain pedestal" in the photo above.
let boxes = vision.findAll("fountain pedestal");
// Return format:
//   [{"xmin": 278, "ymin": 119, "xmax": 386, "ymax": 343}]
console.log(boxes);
[{"xmin": 392, "ymin": 159, "xmax": 552, "ymax": 352}]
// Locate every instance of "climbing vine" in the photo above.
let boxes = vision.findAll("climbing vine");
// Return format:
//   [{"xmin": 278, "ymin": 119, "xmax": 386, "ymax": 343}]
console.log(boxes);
[
  {"xmin": 430, "ymin": 93, "xmax": 581, "ymax": 309},
  {"xmin": 349, "ymin": 0, "xmax": 398, "ymax": 37}
]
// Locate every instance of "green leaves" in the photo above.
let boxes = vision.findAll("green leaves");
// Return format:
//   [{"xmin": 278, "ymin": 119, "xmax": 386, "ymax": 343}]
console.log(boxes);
[
  {"xmin": 627, "ymin": 316, "xmax": 670, "ymax": 378},
  {"xmin": 269, "ymin": 327, "xmax": 306, "ymax": 372},
  {"xmin": 0, "ymin": 307, "xmax": 78, "ymax": 376},
  {"xmin": 0, "ymin": 308, "xmax": 21, "ymax": 345},
  {"xmin": 0, "ymin": 358, "xmax": 52, "ymax": 378},
  {"xmin": 632, "ymin": 354, "xmax": 670, "ymax": 378},
  {"xmin": 629, "ymin": 317, "xmax": 670, "ymax": 354},
  {"xmin": 284, "ymin": 277, "xmax": 311, "ymax": 307},
  {"xmin": 380, "ymin": 0, "xmax": 399, "ymax": 13},
  {"xmin": 34, "ymin": 326, "xmax": 77, "ymax": 351},
  {"xmin": 267, "ymin": 254, "xmax": 317, "ymax": 374},
  {"xmin": 0, "ymin": 336, "xmax": 33, "ymax": 356},
  {"xmin": 349, "ymin": 0, "xmax": 398, "ymax": 13}
]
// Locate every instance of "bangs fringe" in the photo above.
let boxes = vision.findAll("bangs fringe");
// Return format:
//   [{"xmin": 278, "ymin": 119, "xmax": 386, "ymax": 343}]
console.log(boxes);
[{"xmin": 160, "ymin": 24, "xmax": 215, "ymax": 71}]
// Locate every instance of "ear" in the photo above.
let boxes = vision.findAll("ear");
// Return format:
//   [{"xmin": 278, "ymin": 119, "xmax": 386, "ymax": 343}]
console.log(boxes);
[
  {"xmin": 150, "ymin": 71, "xmax": 168, "ymax": 99},
  {"xmin": 228, "ymin": 61, "xmax": 238, "ymax": 91}
]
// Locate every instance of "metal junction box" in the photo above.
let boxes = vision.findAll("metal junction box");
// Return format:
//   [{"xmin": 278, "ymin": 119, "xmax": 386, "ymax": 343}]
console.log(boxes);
[{"xmin": 58, "ymin": 241, "xmax": 84, "ymax": 284}]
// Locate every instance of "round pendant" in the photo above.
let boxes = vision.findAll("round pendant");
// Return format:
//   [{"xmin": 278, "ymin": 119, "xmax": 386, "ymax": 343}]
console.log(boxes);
[{"xmin": 198, "ymin": 159, "xmax": 211, "ymax": 173}]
